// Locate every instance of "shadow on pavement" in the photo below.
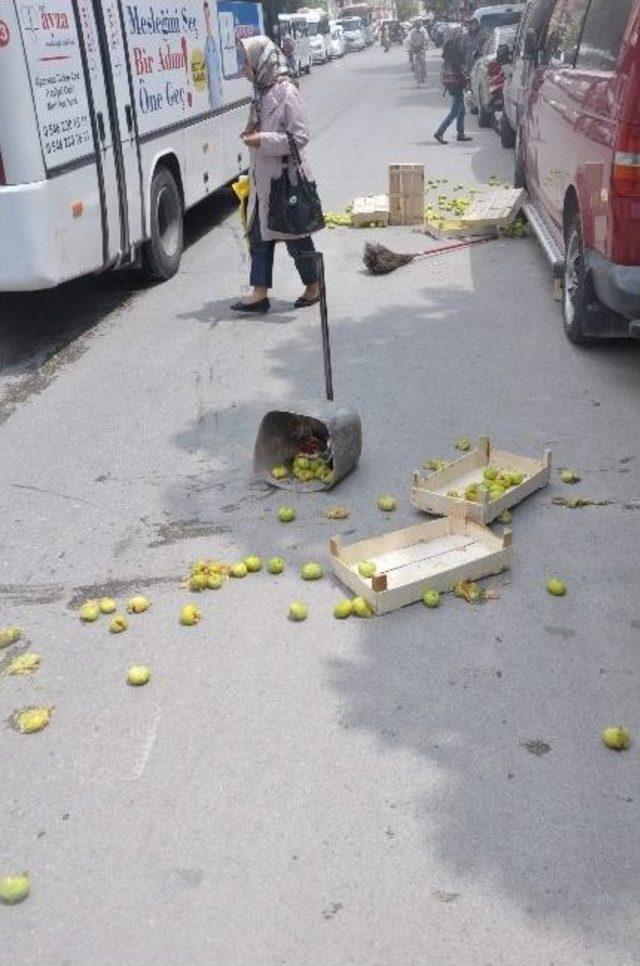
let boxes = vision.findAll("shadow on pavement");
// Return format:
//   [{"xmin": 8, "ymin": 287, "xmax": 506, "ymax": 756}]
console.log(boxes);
[
  {"xmin": 161, "ymin": 247, "xmax": 640, "ymax": 953},
  {"xmin": 0, "ymin": 187, "xmax": 237, "ymax": 378}
]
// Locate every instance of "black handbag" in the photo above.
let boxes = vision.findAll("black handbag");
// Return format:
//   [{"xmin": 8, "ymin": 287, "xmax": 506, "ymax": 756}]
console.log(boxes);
[{"xmin": 267, "ymin": 133, "xmax": 325, "ymax": 236}]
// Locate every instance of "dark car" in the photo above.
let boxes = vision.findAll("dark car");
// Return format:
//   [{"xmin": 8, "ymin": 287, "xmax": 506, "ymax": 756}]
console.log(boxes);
[
  {"xmin": 468, "ymin": 24, "xmax": 518, "ymax": 126},
  {"xmin": 515, "ymin": 0, "xmax": 640, "ymax": 341}
]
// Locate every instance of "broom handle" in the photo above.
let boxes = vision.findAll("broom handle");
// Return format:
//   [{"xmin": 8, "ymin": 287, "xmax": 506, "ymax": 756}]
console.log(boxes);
[
  {"xmin": 316, "ymin": 252, "xmax": 334, "ymax": 402},
  {"xmin": 415, "ymin": 236, "xmax": 495, "ymax": 259}
]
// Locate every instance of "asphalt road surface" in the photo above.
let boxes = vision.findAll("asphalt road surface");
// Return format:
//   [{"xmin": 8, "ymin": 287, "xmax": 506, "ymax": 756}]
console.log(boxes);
[{"xmin": 2, "ymin": 45, "xmax": 640, "ymax": 966}]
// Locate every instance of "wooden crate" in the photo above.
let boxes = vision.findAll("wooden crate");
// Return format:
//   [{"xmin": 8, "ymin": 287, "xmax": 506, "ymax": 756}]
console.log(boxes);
[
  {"xmin": 411, "ymin": 436, "xmax": 552, "ymax": 525},
  {"xmin": 427, "ymin": 187, "xmax": 525, "ymax": 237},
  {"xmin": 352, "ymin": 195, "xmax": 390, "ymax": 227},
  {"xmin": 330, "ymin": 516, "xmax": 512, "ymax": 615},
  {"xmin": 389, "ymin": 164, "xmax": 425, "ymax": 226}
]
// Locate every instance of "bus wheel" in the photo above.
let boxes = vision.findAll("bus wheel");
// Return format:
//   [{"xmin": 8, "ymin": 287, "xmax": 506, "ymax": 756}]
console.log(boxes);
[{"xmin": 142, "ymin": 166, "xmax": 183, "ymax": 281}]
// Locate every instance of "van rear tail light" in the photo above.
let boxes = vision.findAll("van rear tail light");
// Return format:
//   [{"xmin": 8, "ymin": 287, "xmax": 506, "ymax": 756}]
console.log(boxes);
[
  {"xmin": 487, "ymin": 59, "xmax": 502, "ymax": 76},
  {"xmin": 612, "ymin": 126, "xmax": 640, "ymax": 199},
  {"xmin": 612, "ymin": 152, "xmax": 640, "ymax": 199}
]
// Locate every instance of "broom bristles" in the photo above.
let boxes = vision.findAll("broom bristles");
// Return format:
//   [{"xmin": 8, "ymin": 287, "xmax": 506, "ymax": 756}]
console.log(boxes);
[{"xmin": 363, "ymin": 242, "xmax": 416, "ymax": 275}]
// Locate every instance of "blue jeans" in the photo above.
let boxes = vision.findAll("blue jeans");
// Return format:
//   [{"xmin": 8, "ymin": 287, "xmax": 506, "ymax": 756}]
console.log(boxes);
[
  {"xmin": 436, "ymin": 90, "xmax": 466, "ymax": 138},
  {"xmin": 249, "ymin": 213, "xmax": 317, "ymax": 290}
]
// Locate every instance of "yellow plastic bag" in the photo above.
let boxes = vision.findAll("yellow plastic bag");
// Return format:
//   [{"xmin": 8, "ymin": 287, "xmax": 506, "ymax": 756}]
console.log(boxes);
[{"xmin": 231, "ymin": 175, "xmax": 250, "ymax": 231}]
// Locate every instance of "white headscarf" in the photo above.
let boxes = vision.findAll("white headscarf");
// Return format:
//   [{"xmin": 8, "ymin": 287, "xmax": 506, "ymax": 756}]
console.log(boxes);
[{"xmin": 241, "ymin": 36, "xmax": 291, "ymax": 133}]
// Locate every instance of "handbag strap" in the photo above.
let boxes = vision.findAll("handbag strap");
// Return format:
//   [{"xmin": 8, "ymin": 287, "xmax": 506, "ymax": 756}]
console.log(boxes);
[{"xmin": 285, "ymin": 132, "xmax": 303, "ymax": 172}]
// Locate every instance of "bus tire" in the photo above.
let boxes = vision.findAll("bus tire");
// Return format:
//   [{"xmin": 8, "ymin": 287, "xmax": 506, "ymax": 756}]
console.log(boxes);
[{"xmin": 142, "ymin": 166, "xmax": 183, "ymax": 281}]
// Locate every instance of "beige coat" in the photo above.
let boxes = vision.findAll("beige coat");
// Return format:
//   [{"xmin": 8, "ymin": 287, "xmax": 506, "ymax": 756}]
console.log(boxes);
[{"xmin": 246, "ymin": 80, "xmax": 321, "ymax": 242}]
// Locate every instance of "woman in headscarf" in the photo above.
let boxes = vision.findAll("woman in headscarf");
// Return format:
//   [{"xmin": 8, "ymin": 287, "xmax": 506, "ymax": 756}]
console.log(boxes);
[{"xmin": 231, "ymin": 36, "xmax": 323, "ymax": 315}]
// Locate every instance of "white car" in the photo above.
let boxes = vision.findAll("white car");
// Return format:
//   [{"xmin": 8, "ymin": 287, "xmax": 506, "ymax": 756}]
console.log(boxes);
[
  {"xmin": 330, "ymin": 23, "xmax": 346, "ymax": 58},
  {"xmin": 339, "ymin": 17, "xmax": 365, "ymax": 51},
  {"xmin": 305, "ymin": 10, "xmax": 333, "ymax": 63}
]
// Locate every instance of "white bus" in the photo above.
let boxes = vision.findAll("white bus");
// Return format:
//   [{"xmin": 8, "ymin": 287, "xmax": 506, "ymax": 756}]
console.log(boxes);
[
  {"xmin": 297, "ymin": 8, "xmax": 331, "ymax": 63},
  {"xmin": 277, "ymin": 13, "xmax": 312, "ymax": 76},
  {"xmin": 0, "ymin": 0, "xmax": 263, "ymax": 291}
]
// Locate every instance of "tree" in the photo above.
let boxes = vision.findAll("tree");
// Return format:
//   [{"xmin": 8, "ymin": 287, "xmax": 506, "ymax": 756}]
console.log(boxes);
[{"xmin": 396, "ymin": 0, "xmax": 420, "ymax": 20}]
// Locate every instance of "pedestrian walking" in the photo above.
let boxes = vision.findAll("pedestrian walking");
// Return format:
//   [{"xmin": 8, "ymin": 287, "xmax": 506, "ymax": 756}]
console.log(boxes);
[
  {"xmin": 434, "ymin": 21, "xmax": 479, "ymax": 144},
  {"xmin": 231, "ymin": 36, "xmax": 323, "ymax": 315}
]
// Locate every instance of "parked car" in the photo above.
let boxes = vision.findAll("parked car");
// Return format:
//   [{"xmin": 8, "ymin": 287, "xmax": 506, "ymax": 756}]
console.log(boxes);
[
  {"xmin": 469, "ymin": 3, "xmax": 526, "ymax": 34},
  {"xmin": 499, "ymin": 0, "xmax": 555, "ymax": 148},
  {"xmin": 468, "ymin": 24, "xmax": 518, "ymax": 126},
  {"xmin": 303, "ymin": 9, "xmax": 333, "ymax": 64},
  {"xmin": 338, "ymin": 16, "xmax": 365, "ymax": 50},
  {"xmin": 515, "ymin": 0, "xmax": 640, "ymax": 342},
  {"xmin": 431, "ymin": 20, "xmax": 461, "ymax": 45},
  {"xmin": 329, "ymin": 22, "xmax": 346, "ymax": 58}
]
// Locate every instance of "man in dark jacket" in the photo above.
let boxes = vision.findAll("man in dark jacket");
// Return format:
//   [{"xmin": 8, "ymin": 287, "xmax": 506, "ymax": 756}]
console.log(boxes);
[{"xmin": 434, "ymin": 21, "xmax": 479, "ymax": 143}]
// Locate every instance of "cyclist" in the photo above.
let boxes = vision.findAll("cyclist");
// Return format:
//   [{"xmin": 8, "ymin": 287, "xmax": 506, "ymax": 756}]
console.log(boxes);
[{"xmin": 408, "ymin": 21, "xmax": 429, "ymax": 74}]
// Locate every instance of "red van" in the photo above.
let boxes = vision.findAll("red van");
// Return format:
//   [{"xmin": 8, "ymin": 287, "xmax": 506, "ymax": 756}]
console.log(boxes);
[{"xmin": 515, "ymin": 0, "xmax": 640, "ymax": 342}]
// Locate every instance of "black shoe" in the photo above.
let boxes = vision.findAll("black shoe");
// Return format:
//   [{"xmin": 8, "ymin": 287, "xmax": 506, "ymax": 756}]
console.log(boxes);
[
  {"xmin": 457, "ymin": 134, "xmax": 473, "ymax": 142},
  {"xmin": 230, "ymin": 298, "xmax": 270, "ymax": 314},
  {"xmin": 434, "ymin": 132, "xmax": 447, "ymax": 144},
  {"xmin": 294, "ymin": 294, "xmax": 320, "ymax": 308}
]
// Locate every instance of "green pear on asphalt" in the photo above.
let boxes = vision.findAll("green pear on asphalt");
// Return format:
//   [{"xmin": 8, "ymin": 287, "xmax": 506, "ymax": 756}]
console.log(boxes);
[
  {"xmin": 231, "ymin": 562, "xmax": 248, "ymax": 578},
  {"xmin": 0, "ymin": 626, "xmax": 23, "ymax": 648},
  {"xmin": 127, "ymin": 665, "xmax": 151, "ymax": 687},
  {"xmin": 278, "ymin": 507, "xmax": 296, "ymax": 523},
  {"xmin": 601, "ymin": 726, "xmax": 631, "ymax": 750},
  {"xmin": 180, "ymin": 604, "xmax": 201, "ymax": 626},
  {"xmin": 301, "ymin": 562, "xmax": 323, "ymax": 581},
  {"xmin": 0, "ymin": 873, "xmax": 30, "ymax": 905},
  {"xmin": 289, "ymin": 601, "xmax": 309, "ymax": 622},
  {"xmin": 377, "ymin": 496, "xmax": 397, "ymax": 512},
  {"xmin": 333, "ymin": 600, "xmax": 353, "ymax": 619},
  {"xmin": 561, "ymin": 469, "xmax": 581, "ymax": 484},
  {"xmin": 422, "ymin": 589, "xmax": 441, "ymax": 608},
  {"xmin": 109, "ymin": 615, "xmax": 129, "ymax": 633},
  {"xmin": 189, "ymin": 574, "xmax": 208, "ymax": 592},
  {"xmin": 268, "ymin": 557, "xmax": 285, "ymax": 575},
  {"xmin": 207, "ymin": 573, "xmax": 224, "ymax": 589},
  {"xmin": 244, "ymin": 556, "xmax": 262, "ymax": 573},
  {"xmin": 80, "ymin": 601, "xmax": 100, "ymax": 622},
  {"xmin": 352, "ymin": 597, "xmax": 373, "ymax": 618},
  {"xmin": 127, "ymin": 595, "xmax": 150, "ymax": 613},
  {"xmin": 546, "ymin": 578, "xmax": 567, "ymax": 596},
  {"xmin": 99, "ymin": 597, "xmax": 117, "ymax": 615}
]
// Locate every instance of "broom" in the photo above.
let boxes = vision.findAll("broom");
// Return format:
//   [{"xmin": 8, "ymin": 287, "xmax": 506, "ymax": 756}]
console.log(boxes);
[{"xmin": 363, "ymin": 236, "xmax": 495, "ymax": 275}]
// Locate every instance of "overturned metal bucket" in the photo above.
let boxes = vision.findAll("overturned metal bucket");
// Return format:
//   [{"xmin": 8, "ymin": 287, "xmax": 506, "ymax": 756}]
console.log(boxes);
[{"xmin": 253, "ymin": 400, "xmax": 362, "ymax": 491}]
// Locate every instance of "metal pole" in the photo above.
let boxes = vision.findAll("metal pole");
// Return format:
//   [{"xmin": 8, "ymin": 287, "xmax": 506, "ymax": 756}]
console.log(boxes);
[{"xmin": 314, "ymin": 251, "xmax": 334, "ymax": 401}]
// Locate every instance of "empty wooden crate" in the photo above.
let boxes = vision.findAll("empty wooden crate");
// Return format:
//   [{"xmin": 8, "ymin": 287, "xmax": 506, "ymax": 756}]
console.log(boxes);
[
  {"xmin": 411, "ymin": 436, "xmax": 552, "ymax": 525},
  {"xmin": 389, "ymin": 164, "xmax": 425, "ymax": 226},
  {"xmin": 351, "ymin": 195, "xmax": 390, "ymax": 227},
  {"xmin": 330, "ymin": 516, "xmax": 512, "ymax": 615}
]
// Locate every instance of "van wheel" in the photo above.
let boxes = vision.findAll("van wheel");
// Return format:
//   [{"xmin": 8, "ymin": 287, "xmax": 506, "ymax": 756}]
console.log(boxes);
[
  {"xmin": 142, "ymin": 166, "xmax": 183, "ymax": 280},
  {"xmin": 514, "ymin": 127, "xmax": 526, "ymax": 188},
  {"xmin": 563, "ymin": 211, "xmax": 592, "ymax": 344},
  {"xmin": 478, "ymin": 93, "xmax": 492, "ymax": 128},
  {"xmin": 500, "ymin": 111, "xmax": 516, "ymax": 149}
]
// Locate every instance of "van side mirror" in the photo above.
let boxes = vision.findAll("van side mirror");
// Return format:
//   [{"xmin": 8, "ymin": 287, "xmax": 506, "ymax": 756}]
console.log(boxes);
[
  {"xmin": 523, "ymin": 28, "xmax": 537, "ymax": 59},
  {"xmin": 496, "ymin": 43, "xmax": 511, "ymax": 65}
]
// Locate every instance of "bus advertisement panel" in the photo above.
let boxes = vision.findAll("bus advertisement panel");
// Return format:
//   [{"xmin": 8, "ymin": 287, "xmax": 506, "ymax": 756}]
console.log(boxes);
[{"xmin": 17, "ymin": 0, "xmax": 93, "ymax": 170}]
